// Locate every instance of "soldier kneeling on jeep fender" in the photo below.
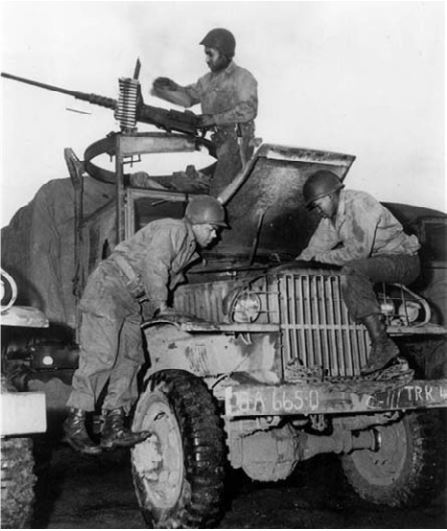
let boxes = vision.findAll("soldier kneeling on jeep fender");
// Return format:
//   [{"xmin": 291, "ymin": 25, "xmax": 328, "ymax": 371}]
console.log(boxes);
[
  {"xmin": 64, "ymin": 195, "xmax": 228, "ymax": 454},
  {"xmin": 297, "ymin": 170, "xmax": 420, "ymax": 374}
]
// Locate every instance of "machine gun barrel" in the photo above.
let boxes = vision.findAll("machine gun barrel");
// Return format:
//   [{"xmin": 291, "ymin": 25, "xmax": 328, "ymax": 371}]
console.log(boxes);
[
  {"xmin": 1, "ymin": 72, "xmax": 117, "ymax": 108},
  {"xmin": 1, "ymin": 71, "xmax": 198, "ymax": 136}
]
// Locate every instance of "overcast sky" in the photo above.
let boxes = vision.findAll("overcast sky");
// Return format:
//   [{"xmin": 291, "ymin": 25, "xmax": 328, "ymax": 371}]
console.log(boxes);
[{"xmin": 1, "ymin": 0, "xmax": 445, "ymax": 227}]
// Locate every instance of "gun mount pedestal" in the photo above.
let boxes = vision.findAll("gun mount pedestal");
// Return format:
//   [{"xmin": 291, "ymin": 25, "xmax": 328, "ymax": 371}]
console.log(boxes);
[{"xmin": 64, "ymin": 130, "xmax": 216, "ymax": 334}]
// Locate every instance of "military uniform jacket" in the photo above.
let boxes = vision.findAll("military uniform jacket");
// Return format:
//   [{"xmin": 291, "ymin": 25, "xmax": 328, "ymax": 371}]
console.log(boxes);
[
  {"xmin": 183, "ymin": 61, "xmax": 258, "ymax": 131},
  {"xmin": 110, "ymin": 218, "xmax": 199, "ymax": 306},
  {"xmin": 299, "ymin": 189, "xmax": 420, "ymax": 266}
]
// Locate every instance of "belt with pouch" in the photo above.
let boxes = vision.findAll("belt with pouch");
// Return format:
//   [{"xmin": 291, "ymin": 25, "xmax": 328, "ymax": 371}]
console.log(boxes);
[{"xmin": 111, "ymin": 254, "xmax": 146, "ymax": 301}]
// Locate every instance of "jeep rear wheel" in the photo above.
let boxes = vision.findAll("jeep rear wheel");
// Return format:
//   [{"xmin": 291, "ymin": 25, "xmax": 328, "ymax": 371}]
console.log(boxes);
[
  {"xmin": 131, "ymin": 370, "xmax": 226, "ymax": 528},
  {"xmin": 341, "ymin": 410, "xmax": 446, "ymax": 507}
]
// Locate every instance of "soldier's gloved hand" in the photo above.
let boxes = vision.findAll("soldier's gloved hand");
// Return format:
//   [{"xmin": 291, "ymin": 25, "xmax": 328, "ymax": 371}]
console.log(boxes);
[
  {"xmin": 197, "ymin": 114, "xmax": 215, "ymax": 128},
  {"xmin": 152, "ymin": 77, "xmax": 178, "ymax": 91}
]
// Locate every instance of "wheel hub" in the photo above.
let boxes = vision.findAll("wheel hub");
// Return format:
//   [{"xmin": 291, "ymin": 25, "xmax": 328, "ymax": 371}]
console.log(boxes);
[
  {"xmin": 132, "ymin": 394, "xmax": 184, "ymax": 508},
  {"xmin": 132, "ymin": 434, "xmax": 162, "ymax": 479},
  {"xmin": 352, "ymin": 420, "xmax": 407, "ymax": 485}
]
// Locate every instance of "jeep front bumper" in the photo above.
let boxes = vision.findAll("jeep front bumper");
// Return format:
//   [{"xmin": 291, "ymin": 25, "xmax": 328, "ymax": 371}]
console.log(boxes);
[{"xmin": 225, "ymin": 379, "xmax": 447, "ymax": 417}]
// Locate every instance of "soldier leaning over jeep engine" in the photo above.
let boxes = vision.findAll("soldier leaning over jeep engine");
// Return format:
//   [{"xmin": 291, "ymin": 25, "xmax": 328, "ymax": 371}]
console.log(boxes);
[
  {"xmin": 64, "ymin": 195, "xmax": 228, "ymax": 455},
  {"xmin": 297, "ymin": 170, "xmax": 421, "ymax": 374}
]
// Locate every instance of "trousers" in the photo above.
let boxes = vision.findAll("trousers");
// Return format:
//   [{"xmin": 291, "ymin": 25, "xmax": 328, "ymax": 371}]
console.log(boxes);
[
  {"xmin": 209, "ymin": 130, "xmax": 254, "ymax": 197},
  {"xmin": 66, "ymin": 261, "xmax": 144, "ymax": 412},
  {"xmin": 340, "ymin": 254, "xmax": 420, "ymax": 321}
]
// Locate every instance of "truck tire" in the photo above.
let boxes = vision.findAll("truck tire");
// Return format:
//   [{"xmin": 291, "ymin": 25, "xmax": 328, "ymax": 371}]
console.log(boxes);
[
  {"xmin": 1, "ymin": 376, "xmax": 37, "ymax": 528},
  {"xmin": 1, "ymin": 437, "xmax": 36, "ymax": 528},
  {"xmin": 341, "ymin": 410, "xmax": 446, "ymax": 507},
  {"xmin": 131, "ymin": 370, "xmax": 226, "ymax": 528},
  {"xmin": 418, "ymin": 338, "xmax": 447, "ymax": 379}
]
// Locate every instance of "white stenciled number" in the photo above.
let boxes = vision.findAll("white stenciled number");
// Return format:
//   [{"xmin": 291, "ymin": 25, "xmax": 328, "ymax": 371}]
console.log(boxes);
[
  {"xmin": 309, "ymin": 390, "xmax": 319, "ymax": 411},
  {"xmin": 272, "ymin": 389, "xmax": 320, "ymax": 412},
  {"xmin": 283, "ymin": 393, "xmax": 296, "ymax": 412},
  {"xmin": 273, "ymin": 390, "xmax": 285, "ymax": 411},
  {"xmin": 293, "ymin": 390, "xmax": 304, "ymax": 410},
  {"xmin": 273, "ymin": 390, "xmax": 296, "ymax": 411}
]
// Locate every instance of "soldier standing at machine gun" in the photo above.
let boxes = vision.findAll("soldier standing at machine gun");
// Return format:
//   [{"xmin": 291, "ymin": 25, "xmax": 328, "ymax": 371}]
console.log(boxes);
[
  {"xmin": 151, "ymin": 28, "xmax": 258, "ymax": 197},
  {"xmin": 297, "ymin": 171, "xmax": 421, "ymax": 375},
  {"xmin": 64, "ymin": 196, "xmax": 228, "ymax": 455}
]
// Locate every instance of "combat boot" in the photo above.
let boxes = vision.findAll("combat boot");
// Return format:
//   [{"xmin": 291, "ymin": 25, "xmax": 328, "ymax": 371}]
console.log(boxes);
[
  {"xmin": 361, "ymin": 313, "xmax": 399, "ymax": 374},
  {"xmin": 63, "ymin": 408, "xmax": 102, "ymax": 455},
  {"xmin": 100, "ymin": 408, "xmax": 151, "ymax": 450}
]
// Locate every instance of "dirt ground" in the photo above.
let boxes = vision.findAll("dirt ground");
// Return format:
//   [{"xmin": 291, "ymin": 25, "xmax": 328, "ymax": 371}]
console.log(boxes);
[{"xmin": 30, "ymin": 439, "xmax": 446, "ymax": 529}]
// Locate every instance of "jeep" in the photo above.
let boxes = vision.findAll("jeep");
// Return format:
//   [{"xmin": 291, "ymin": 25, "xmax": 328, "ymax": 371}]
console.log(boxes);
[{"xmin": 120, "ymin": 142, "xmax": 446, "ymax": 527}]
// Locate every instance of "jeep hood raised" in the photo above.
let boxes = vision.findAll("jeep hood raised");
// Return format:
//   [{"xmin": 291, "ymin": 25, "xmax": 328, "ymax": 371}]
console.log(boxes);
[{"xmin": 203, "ymin": 144, "xmax": 355, "ymax": 264}]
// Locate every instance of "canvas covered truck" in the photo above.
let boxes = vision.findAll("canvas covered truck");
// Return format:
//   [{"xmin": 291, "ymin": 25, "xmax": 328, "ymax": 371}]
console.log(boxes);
[{"xmin": 1, "ymin": 269, "xmax": 47, "ymax": 528}]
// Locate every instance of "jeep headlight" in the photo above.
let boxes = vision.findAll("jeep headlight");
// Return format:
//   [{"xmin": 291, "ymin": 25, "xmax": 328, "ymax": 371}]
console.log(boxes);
[
  {"xmin": 398, "ymin": 301, "xmax": 421, "ymax": 324},
  {"xmin": 232, "ymin": 292, "xmax": 261, "ymax": 323}
]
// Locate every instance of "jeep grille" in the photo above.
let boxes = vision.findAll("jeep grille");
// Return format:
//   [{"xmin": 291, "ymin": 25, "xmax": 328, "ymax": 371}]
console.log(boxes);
[
  {"xmin": 271, "ymin": 273, "xmax": 370, "ymax": 377},
  {"xmin": 175, "ymin": 272, "xmax": 370, "ymax": 377}
]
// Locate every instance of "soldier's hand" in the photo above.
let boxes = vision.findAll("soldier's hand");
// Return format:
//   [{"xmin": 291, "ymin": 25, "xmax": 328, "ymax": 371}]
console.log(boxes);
[
  {"xmin": 197, "ymin": 114, "xmax": 215, "ymax": 128},
  {"xmin": 152, "ymin": 77, "xmax": 178, "ymax": 91},
  {"xmin": 295, "ymin": 251, "xmax": 314, "ymax": 262}
]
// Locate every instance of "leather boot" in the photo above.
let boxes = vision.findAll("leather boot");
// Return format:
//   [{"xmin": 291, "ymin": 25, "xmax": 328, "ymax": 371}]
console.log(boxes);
[
  {"xmin": 361, "ymin": 313, "xmax": 399, "ymax": 374},
  {"xmin": 63, "ymin": 408, "xmax": 102, "ymax": 455},
  {"xmin": 100, "ymin": 408, "xmax": 152, "ymax": 450}
]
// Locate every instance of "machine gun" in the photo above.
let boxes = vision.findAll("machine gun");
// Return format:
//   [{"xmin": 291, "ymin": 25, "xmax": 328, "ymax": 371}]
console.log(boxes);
[{"xmin": 1, "ymin": 64, "xmax": 199, "ymax": 136}]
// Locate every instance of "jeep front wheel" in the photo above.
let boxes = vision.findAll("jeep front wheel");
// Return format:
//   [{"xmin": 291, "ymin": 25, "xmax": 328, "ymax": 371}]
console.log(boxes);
[
  {"xmin": 131, "ymin": 370, "xmax": 226, "ymax": 528},
  {"xmin": 341, "ymin": 410, "xmax": 446, "ymax": 507}
]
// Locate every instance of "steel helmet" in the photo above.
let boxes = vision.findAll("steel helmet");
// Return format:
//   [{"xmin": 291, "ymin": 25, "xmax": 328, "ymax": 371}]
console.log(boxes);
[
  {"xmin": 303, "ymin": 171, "xmax": 344, "ymax": 207},
  {"xmin": 185, "ymin": 195, "xmax": 228, "ymax": 228},
  {"xmin": 200, "ymin": 28, "xmax": 236, "ymax": 58}
]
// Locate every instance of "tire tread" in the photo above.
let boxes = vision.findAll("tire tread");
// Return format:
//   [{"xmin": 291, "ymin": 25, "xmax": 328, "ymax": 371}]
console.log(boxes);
[
  {"xmin": 133, "ymin": 370, "xmax": 226, "ymax": 528},
  {"xmin": 342, "ymin": 410, "xmax": 446, "ymax": 508}
]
